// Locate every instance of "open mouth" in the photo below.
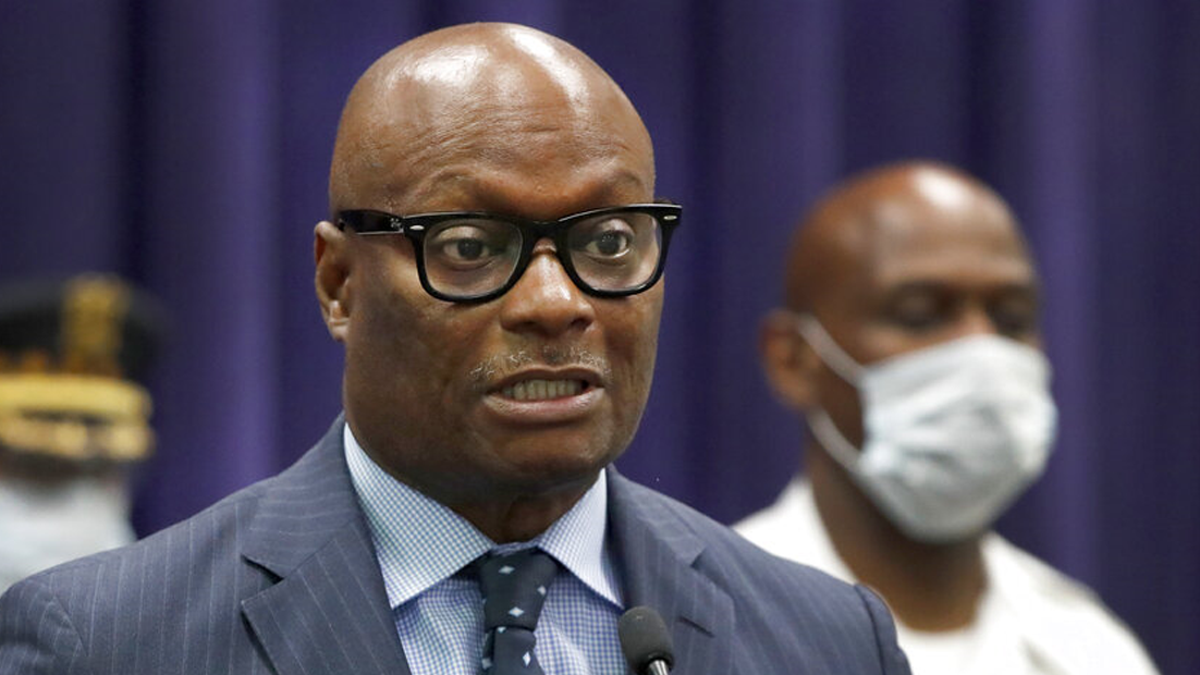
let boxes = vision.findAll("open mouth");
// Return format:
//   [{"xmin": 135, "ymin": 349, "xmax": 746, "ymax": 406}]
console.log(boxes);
[
  {"xmin": 484, "ymin": 366, "xmax": 605, "ymax": 419},
  {"xmin": 500, "ymin": 378, "xmax": 591, "ymax": 401},
  {"xmin": 483, "ymin": 370, "xmax": 603, "ymax": 424}
]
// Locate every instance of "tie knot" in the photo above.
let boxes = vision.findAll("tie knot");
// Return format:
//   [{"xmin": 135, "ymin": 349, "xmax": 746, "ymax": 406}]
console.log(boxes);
[{"xmin": 479, "ymin": 548, "xmax": 558, "ymax": 631}]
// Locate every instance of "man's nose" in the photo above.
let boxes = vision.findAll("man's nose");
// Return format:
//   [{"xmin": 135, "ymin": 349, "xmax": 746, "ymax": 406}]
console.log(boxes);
[
  {"xmin": 498, "ymin": 240, "xmax": 595, "ymax": 337},
  {"xmin": 955, "ymin": 303, "xmax": 998, "ymax": 338}
]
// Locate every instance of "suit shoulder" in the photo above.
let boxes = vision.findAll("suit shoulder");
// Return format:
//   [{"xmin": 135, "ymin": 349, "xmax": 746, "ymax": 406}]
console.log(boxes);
[
  {"xmin": 0, "ymin": 573, "xmax": 89, "ymax": 672},
  {"xmin": 618, "ymin": 476, "xmax": 868, "ymax": 597},
  {"xmin": 612, "ymin": 477, "xmax": 911, "ymax": 673}
]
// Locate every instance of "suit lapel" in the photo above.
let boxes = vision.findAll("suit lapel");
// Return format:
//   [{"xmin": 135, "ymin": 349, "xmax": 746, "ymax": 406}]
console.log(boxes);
[
  {"xmin": 239, "ymin": 417, "xmax": 411, "ymax": 675},
  {"xmin": 608, "ymin": 471, "xmax": 735, "ymax": 675},
  {"xmin": 234, "ymin": 424, "xmax": 738, "ymax": 675}
]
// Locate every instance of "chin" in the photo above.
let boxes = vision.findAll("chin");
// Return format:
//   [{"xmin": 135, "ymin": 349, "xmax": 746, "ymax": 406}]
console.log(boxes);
[{"xmin": 492, "ymin": 432, "xmax": 624, "ymax": 490}]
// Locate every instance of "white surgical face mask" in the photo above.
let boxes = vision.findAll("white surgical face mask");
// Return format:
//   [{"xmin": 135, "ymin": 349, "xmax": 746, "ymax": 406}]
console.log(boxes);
[
  {"xmin": 796, "ymin": 315, "xmax": 1058, "ymax": 543},
  {"xmin": 0, "ymin": 474, "xmax": 134, "ymax": 592}
]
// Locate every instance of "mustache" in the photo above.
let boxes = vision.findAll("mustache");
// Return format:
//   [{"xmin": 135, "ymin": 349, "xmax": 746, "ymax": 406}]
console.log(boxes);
[{"xmin": 467, "ymin": 345, "xmax": 611, "ymax": 390}]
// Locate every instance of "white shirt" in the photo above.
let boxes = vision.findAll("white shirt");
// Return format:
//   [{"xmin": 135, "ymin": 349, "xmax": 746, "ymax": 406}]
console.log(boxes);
[{"xmin": 735, "ymin": 479, "xmax": 1160, "ymax": 675}]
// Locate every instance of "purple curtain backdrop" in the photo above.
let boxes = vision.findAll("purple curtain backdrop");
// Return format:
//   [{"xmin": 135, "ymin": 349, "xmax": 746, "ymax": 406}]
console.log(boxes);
[{"xmin": 2, "ymin": 1, "xmax": 1197, "ymax": 672}]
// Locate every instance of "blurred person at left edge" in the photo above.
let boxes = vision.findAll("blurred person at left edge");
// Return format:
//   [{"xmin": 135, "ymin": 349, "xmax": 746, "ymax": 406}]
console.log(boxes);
[{"xmin": 0, "ymin": 275, "xmax": 162, "ymax": 592}]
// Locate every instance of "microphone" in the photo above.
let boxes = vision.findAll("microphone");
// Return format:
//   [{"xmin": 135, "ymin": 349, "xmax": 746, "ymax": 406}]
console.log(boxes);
[{"xmin": 618, "ymin": 606, "xmax": 674, "ymax": 675}]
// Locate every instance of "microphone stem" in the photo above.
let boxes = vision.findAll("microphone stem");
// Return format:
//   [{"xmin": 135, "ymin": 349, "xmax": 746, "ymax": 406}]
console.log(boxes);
[{"xmin": 647, "ymin": 661, "xmax": 670, "ymax": 675}]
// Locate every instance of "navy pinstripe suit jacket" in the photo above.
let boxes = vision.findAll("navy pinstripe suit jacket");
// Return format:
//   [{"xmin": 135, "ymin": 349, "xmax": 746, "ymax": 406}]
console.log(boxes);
[{"xmin": 0, "ymin": 418, "xmax": 910, "ymax": 674}]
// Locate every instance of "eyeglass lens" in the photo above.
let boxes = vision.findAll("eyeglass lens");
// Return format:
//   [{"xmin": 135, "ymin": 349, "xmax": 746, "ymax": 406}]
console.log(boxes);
[{"xmin": 422, "ymin": 211, "xmax": 663, "ymax": 297}]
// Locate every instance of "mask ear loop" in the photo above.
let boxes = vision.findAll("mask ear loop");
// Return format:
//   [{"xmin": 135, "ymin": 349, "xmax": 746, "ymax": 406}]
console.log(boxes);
[
  {"xmin": 806, "ymin": 406, "xmax": 866, "ymax": 472},
  {"xmin": 788, "ymin": 313, "xmax": 869, "ymax": 471},
  {"xmin": 790, "ymin": 313, "xmax": 866, "ymax": 384}
]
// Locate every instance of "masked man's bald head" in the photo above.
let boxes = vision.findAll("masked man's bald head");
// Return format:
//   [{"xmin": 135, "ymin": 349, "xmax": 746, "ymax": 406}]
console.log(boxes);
[
  {"xmin": 783, "ymin": 162, "xmax": 1025, "ymax": 315},
  {"xmin": 328, "ymin": 23, "xmax": 654, "ymax": 214}
]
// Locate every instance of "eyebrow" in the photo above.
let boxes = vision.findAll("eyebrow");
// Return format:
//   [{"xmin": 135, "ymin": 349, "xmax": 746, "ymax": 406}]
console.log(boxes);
[{"xmin": 880, "ymin": 279, "xmax": 1041, "ymax": 302}]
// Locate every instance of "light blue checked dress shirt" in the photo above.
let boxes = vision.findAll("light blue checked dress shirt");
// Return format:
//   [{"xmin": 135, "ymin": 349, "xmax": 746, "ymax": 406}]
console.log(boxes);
[{"xmin": 343, "ymin": 425, "xmax": 628, "ymax": 675}]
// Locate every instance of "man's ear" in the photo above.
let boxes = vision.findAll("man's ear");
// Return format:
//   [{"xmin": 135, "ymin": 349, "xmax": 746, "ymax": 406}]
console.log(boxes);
[
  {"xmin": 759, "ymin": 309, "xmax": 821, "ymax": 411},
  {"xmin": 315, "ymin": 221, "xmax": 352, "ymax": 343}
]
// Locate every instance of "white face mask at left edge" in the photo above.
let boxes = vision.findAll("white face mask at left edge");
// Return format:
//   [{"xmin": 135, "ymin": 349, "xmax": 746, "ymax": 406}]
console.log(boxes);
[{"xmin": 0, "ymin": 474, "xmax": 134, "ymax": 592}]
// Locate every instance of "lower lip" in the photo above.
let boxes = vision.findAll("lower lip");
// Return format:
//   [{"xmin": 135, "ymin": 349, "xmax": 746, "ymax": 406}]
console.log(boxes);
[{"xmin": 482, "ymin": 386, "xmax": 604, "ymax": 425}]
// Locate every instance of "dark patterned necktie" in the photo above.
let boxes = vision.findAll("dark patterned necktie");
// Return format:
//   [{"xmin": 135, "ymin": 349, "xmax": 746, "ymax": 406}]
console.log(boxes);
[{"xmin": 478, "ymin": 549, "xmax": 559, "ymax": 675}]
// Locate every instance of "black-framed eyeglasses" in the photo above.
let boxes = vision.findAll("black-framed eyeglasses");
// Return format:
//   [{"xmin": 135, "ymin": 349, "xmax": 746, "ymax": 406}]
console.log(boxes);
[{"xmin": 336, "ymin": 203, "xmax": 682, "ymax": 303}]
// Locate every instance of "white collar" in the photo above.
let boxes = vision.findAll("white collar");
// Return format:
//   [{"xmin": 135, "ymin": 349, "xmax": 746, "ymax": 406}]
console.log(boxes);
[{"xmin": 343, "ymin": 423, "xmax": 622, "ymax": 609}]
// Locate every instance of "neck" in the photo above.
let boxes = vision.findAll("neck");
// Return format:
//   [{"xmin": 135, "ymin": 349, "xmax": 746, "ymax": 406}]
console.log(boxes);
[
  {"xmin": 451, "ymin": 474, "xmax": 597, "ymax": 543},
  {"xmin": 346, "ymin": 416, "xmax": 600, "ymax": 544},
  {"xmin": 808, "ymin": 446, "xmax": 988, "ymax": 632}
]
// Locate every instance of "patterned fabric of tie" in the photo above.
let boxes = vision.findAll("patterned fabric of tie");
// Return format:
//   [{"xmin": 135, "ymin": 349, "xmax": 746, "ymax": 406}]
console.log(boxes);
[{"xmin": 478, "ymin": 549, "xmax": 559, "ymax": 675}]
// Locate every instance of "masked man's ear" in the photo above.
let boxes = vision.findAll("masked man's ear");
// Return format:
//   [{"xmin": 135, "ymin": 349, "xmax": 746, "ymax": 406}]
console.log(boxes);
[
  {"xmin": 759, "ymin": 310, "xmax": 821, "ymax": 411},
  {"xmin": 314, "ymin": 221, "xmax": 352, "ymax": 343}
]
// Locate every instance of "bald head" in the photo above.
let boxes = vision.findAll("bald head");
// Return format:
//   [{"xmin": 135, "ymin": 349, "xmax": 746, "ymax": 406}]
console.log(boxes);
[
  {"xmin": 784, "ymin": 162, "xmax": 1027, "ymax": 316},
  {"xmin": 329, "ymin": 23, "xmax": 654, "ymax": 215}
]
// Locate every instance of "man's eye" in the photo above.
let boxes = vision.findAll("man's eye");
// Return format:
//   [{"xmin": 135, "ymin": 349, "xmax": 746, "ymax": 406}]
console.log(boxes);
[
  {"xmin": 436, "ymin": 237, "xmax": 497, "ymax": 262},
  {"xmin": 589, "ymin": 231, "xmax": 632, "ymax": 256},
  {"xmin": 888, "ymin": 295, "xmax": 946, "ymax": 331},
  {"xmin": 990, "ymin": 307, "xmax": 1038, "ymax": 337},
  {"xmin": 429, "ymin": 225, "xmax": 508, "ymax": 265},
  {"xmin": 580, "ymin": 221, "xmax": 636, "ymax": 259},
  {"xmin": 449, "ymin": 238, "xmax": 486, "ymax": 260}
]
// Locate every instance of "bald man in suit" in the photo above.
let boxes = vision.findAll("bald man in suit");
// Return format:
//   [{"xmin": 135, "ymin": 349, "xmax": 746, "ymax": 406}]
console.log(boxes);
[{"xmin": 1, "ymin": 24, "xmax": 909, "ymax": 675}]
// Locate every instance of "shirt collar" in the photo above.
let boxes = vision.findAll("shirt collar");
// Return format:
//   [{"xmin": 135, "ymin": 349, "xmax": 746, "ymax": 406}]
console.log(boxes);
[{"xmin": 343, "ymin": 424, "xmax": 622, "ymax": 609}]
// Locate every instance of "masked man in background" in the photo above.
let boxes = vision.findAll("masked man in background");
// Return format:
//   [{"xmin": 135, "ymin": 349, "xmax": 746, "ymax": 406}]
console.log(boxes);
[
  {"xmin": 0, "ymin": 275, "xmax": 161, "ymax": 592},
  {"xmin": 737, "ymin": 161, "xmax": 1159, "ymax": 674}
]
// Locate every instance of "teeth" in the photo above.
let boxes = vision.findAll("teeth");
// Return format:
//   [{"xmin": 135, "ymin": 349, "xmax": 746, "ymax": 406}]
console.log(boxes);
[{"xmin": 500, "ymin": 379, "xmax": 584, "ymax": 401}]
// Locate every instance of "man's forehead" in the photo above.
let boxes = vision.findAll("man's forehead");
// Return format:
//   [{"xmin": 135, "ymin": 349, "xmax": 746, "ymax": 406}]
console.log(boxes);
[
  {"xmin": 868, "ymin": 232, "xmax": 1035, "ymax": 286},
  {"xmin": 341, "ymin": 114, "xmax": 654, "ymax": 214},
  {"xmin": 865, "ymin": 178, "xmax": 1025, "ymax": 255},
  {"xmin": 331, "ymin": 24, "xmax": 653, "ymax": 212},
  {"xmin": 860, "ymin": 187, "xmax": 1036, "ymax": 291},
  {"xmin": 374, "ymin": 161, "xmax": 653, "ymax": 218},
  {"xmin": 792, "ymin": 165, "xmax": 1035, "ymax": 309}
]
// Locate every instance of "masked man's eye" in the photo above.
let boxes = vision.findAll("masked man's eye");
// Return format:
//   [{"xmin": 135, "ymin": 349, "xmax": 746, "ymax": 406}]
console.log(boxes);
[
  {"xmin": 886, "ymin": 290, "xmax": 949, "ymax": 331},
  {"xmin": 989, "ymin": 303, "xmax": 1039, "ymax": 338}
]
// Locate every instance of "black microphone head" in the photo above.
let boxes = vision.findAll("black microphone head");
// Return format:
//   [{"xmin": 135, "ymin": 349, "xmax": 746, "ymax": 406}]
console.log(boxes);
[{"xmin": 618, "ymin": 606, "xmax": 675, "ymax": 674}]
